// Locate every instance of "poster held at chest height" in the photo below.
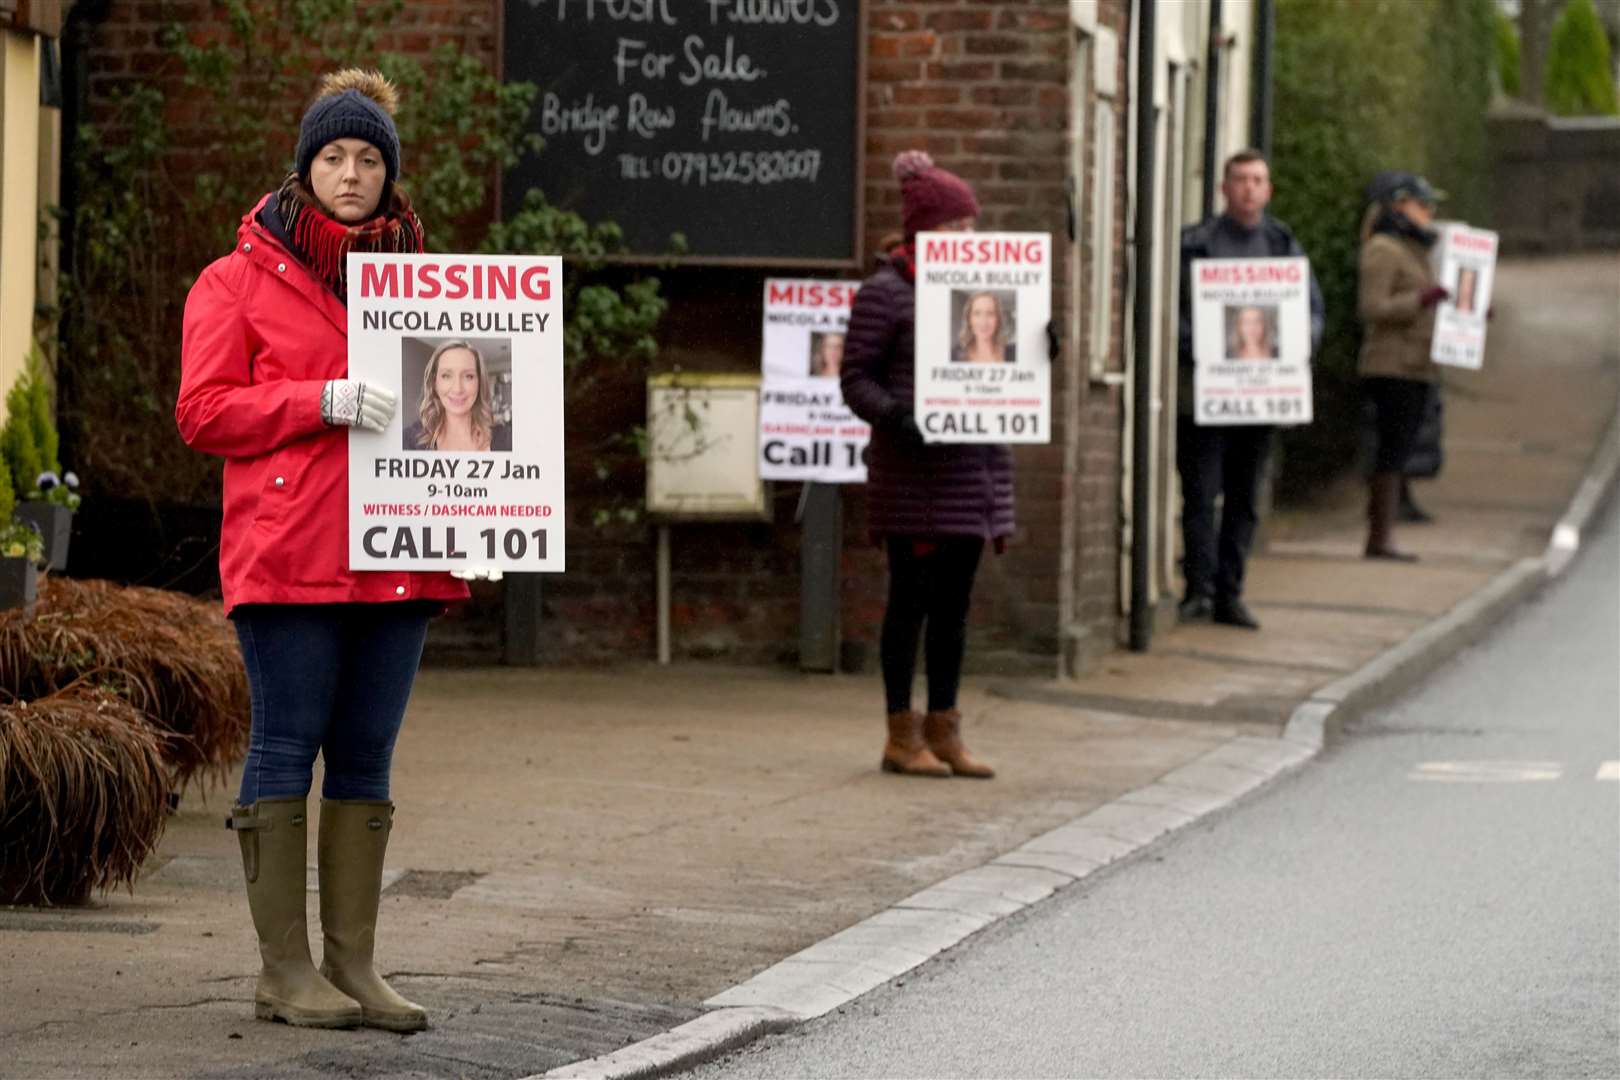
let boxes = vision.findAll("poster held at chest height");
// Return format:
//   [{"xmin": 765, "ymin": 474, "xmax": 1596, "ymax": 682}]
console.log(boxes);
[
  {"xmin": 1191, "ymin": 256, "xmax": 1314, "ymax": 426},
  {"xmin": 914, "ymin": 232, "xmax": 1052, "ymax": 444},
  {"xmin": 759, "ymin": 278, "xmax": 869, "ymax": 483},
  {"xmin": 347, "ymin": 253, "xmax": 566, "ymax": 572},
  {"xmin": 1430, "ymin": 223, "xmax": 1498, "ymax": 370}
]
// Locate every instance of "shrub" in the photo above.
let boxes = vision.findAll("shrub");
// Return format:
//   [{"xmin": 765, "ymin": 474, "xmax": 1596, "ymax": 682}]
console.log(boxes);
[
  {"xmin": 1497, "ymin": 9, "xmax": 1523, "ymax": 97},
  {"xmin": 1545, "ymin": 0, "xmax": 1620, "ymax": 115},
  {"xmin": 0, "ymin": 577, "xmax": 251, "ymax": 786},
  {"xmin": 0, "ymin": 444, "xmax": 45, "ymax": 564},
  {"xmin": 0, "ymin": 352, "xmax": 61, "ymax": 502},
  {"xmin": 0, "ymin": 685, "xmax": 172, "ymax": 906}
]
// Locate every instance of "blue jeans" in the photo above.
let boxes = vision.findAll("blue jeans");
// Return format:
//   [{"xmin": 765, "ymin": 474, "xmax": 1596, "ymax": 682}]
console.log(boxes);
[{"xmin": 233, "ymin": 603, "xmax": 433, "ymax": 804}]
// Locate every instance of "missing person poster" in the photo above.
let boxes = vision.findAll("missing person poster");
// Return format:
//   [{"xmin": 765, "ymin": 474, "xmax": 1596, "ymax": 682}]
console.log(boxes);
[
  {"xmin": 346, "ymin": 253, "xmax": 565, "ymax": 572},
  {"xmin": 1191, "ymin": 256, "xmax": 1314, "ymax": 426},
  {"xmin": 1430, "ymin": 223, "xmax": 1498, "ymax": 370},
  {"xmin": 758, "ymin": 278, "xmax": 869, "ymax": 483},
  {"xmin": 914, "ymin": 232, "xmax": 1052, "ymax": 444}
]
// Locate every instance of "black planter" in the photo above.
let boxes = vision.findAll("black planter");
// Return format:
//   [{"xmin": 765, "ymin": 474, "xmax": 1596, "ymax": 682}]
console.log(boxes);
[
  {"xmin": 16, "ymin": 502, "xmax": 73, "ymax": 571},
  {"xmin": 0, "ymin": 556, "xmax": 38, "ymax": 610}
]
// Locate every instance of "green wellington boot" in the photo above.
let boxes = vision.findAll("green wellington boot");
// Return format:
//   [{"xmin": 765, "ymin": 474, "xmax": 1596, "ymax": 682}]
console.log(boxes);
[
  {"xmin": 318, "ymin": 800, "xmax": 429, "ymax": 1032},
  {"xmin": 228, "ymin": 798, "xmax": 363, "ymax": 1027}
]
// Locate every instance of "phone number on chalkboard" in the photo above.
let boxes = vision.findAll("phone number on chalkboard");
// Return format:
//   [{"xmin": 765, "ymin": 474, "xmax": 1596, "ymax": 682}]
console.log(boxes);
[{"xmin": 616, "ymin": 148, "xmax": 823, "ymax": 187}]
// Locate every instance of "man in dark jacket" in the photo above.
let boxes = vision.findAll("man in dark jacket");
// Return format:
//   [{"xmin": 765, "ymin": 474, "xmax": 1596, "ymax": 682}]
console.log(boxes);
[{"xmin": 1176, "ymin": 149, "xmax": 1324, "ymax": 629}]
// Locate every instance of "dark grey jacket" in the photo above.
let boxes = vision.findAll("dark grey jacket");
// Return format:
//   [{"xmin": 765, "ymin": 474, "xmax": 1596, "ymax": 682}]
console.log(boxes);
[
  {"xmin": 841, "ymin": 260, "xmax": 1016, "ymax": 541},
  {"xmin": 1176, "ymin": 214, "xmax": 1326, "ymax": 416}
]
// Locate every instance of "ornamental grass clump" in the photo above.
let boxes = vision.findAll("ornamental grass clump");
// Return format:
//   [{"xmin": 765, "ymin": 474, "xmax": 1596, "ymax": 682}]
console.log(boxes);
[
  {"xmin": 0, "ymin": 578, "xmax": 249, "ymax": 785},
  {"xmin": 0, "ymin": 685, "xmax": 172, "ymax": 905}
]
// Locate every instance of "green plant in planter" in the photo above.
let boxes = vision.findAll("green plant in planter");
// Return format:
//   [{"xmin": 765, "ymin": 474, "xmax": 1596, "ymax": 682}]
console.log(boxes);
[
  {"xmin": 0, "ymin": 471, "xmax": 42, "ymax": 562},
  {"xmin": 2, "ymin": 352, "xmax": 61, "ymax": 490},
  {"xmin": 2, "ymin": 355, "xmax": 78, "ymax": 572}
]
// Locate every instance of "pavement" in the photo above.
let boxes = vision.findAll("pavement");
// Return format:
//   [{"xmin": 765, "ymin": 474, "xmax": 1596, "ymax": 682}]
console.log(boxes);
[{"xmin": 1, "ymin": 254, "xmax": 1616, "ymax": 1080}]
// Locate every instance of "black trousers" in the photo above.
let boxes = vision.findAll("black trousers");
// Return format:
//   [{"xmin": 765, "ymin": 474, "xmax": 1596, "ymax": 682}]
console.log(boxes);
[
  {"xmin": 1176, "ymin": 418, "xmax": 1273, "ymax": 603},
  {"xmin": 1364, "ymin": 376, "xmax": 1431, "ymax": 474},
  {"xmin": 881, "ymin": 536, "xmax": 984, "ymax": 714}
]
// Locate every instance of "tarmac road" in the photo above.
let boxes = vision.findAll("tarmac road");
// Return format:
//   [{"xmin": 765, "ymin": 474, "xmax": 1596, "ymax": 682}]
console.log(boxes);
[{"xmin": 687, "ymin": 504, "xmax": 1620, "ymax": 1079}]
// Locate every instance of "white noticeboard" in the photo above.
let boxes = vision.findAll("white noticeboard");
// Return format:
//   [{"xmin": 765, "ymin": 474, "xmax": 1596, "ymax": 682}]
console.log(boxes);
[
  {"xmin": 1191, "ymin": 256, "xmax": 1314, "ymax": 426},
  {"xmin": 758, "ymin": 278, "xmax": 869, "ymax": 483},
  {"xmin": 646, "ymin": 374, "xmax": 767, "ymax": 520},
  {"xmin": 346, "ymin": 253, "xmax": 566, "ymax": 572},
  {"xmin": 1430, "ymin": 223, "xmax": 1498, "ymax": 370},
  {"xmin": 913, "ymin": 231, "xmax": 1053, "ymax": 444}
]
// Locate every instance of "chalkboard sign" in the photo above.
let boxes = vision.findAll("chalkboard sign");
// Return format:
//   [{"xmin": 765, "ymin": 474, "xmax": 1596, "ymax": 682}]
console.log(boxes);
[{"xmin": 501, "ymin": 1, "xmax": 863, "ymax": 266}]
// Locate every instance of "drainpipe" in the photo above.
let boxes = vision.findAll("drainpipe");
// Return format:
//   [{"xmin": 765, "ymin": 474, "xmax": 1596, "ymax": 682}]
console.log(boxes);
[
  {"xmin": 1201, "ymin": 0, "xmax": 1223, "ymax": 221},
  {"xmin": 1250, "ymin": 0, "xmax": 1274, "ymax": 155},
  {"xmin": 1129, "ymin": 0, "xmax": 1158, "ymax": 653}
]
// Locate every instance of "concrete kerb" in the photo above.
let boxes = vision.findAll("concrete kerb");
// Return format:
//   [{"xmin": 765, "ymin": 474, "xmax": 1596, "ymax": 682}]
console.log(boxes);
[
  {"xmin": 530, "ymin": 418, "xmax": 1620, "ymax": 1080},
  {"xmin": 539, "ymin": 1008, "xmax": 798, "ymax": 1080}
]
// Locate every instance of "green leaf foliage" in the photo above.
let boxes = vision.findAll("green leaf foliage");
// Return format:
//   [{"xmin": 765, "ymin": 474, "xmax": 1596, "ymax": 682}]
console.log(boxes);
[
  {"xmin": 1, "ymin": 353, "xmax": 62, "ymax": 500},
  {"xmin": 1545, "ymin": 0, "xmax": 1620, "ymax": 115},
  {"xmin": 1270, "ymin": 0, "xmax": 1497, "ymax": 502},
  {"xmin": 1496, "ymin": 9, "xmax": 1522, "ymax": 97},
  {"xmin": 0, "ymin": 454, "xmax": 13, "ymax": 524}
]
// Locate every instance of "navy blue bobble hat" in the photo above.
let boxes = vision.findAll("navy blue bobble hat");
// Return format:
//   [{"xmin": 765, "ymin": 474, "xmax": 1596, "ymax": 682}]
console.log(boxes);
[{"xmin": 294, "ymin": 69, "xmax": 402, "ymax": 182}]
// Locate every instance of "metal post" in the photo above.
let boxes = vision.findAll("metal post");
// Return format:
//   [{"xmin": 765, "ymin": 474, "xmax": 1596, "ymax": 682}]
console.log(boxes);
[
  {"xmin": 502, "ymin": 575, "xmax": 544, "ymax": 665},
  {"xmin": 1129, "ymin": 0, "xmax": 1158, "ymax": 653},
  {"xmin": 1201, "ymin": 0, "xmax": 1224, "ymax": 221},
  {"xmin": 798, "ymin": 483, "xmax": 842, "ymax": 672},
  {"xmin": 656, "ymin": 524, "xmax": 672, "ymax": 665},
  {"xmin": 1250, "ymin": 0, "xmax": 1274, "ymax": 156}
]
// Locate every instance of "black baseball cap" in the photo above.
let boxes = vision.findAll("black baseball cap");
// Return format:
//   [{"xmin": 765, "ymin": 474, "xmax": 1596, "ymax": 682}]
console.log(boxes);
[{"xmin": 1365, "ymin": 170, "xmax": 1446, "ymax": 207}]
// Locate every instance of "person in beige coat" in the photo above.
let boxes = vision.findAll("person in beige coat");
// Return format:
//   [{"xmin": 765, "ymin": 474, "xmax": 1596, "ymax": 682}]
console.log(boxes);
[{"xmin": 1357, "ymin": 172, "xmax": 1449, "ymax": 561}]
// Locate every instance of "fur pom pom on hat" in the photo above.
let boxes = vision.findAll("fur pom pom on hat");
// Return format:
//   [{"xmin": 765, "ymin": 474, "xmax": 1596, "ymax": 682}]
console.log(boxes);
[
  {"xmin": 893, "ymin": 150, "xmax": 979, "ymax": 238},
  {"xmin": 295, "ymin": 68, "xmax": 402, "ymax": 182}
]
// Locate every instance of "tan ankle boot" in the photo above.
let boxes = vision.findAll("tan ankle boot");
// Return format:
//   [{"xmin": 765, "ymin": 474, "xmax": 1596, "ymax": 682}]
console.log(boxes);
[
  {"xmin": 882, "ymin": 710, "xmax": 951, "ymax": 777},
  {"xmin": 318, "ymin": 800, "xmax": 428, "ymax": 1032},
  {"xmin": 924, "ymin": 709, "xmax": 996, "ymax": 779},
  {"xmin": 229, "ymin": 798, "xmax": 362, "ymax": 1028}
]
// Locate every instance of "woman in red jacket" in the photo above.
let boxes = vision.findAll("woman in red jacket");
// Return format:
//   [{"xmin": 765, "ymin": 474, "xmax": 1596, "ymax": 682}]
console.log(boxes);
[{"xmin": 176, "ymin": 69, "xmax": 466, "ymax": 1033}]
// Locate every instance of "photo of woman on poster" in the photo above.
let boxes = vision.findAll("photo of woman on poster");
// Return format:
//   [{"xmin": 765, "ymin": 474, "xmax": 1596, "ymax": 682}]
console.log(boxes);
[
  {"xmin": 1454, "ymin": 266, "xmax": 1479, "ymax": 314},
  {"xmin": 809, "ymin": 331, "xmax": 846, "ymax": 378},
  {"xmin": 950, "ymin": 290, "xmax": 1017, "ymax": 364},
  {"xmin": 403, "ymin": 338, "xmax": 512, "ymax": 452},
  {"xmin": 1223, "ymin": 304, "xmax": 1279, "ymax": 361}
]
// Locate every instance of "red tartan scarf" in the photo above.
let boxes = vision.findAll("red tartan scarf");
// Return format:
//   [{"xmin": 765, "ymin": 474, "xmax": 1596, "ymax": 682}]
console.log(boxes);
[{"xmin": 272, "ymin": 173, "xmax": 424, "ymax": 302}]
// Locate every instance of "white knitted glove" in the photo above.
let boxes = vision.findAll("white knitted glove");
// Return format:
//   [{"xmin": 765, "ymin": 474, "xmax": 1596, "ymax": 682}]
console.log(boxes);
[
  {"xmin": 321, "ymin": 379, "xmax": 397, "ymax": 433},
  {"xmin": 451, "ymin": 567, "xmax": 504, "ymax": 581}
]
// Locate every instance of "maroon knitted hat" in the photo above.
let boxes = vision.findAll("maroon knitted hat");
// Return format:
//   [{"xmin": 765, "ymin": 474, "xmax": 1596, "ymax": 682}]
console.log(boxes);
[{"xmin": 894, "ymin": 150, "xmax": 980, "ymax": 238}]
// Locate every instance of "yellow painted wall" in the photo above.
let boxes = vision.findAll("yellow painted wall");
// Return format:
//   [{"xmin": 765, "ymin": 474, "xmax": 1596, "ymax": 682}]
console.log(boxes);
[{"xmin": 0, "ymin": 30, "xmax": 42, "ymax": 411}]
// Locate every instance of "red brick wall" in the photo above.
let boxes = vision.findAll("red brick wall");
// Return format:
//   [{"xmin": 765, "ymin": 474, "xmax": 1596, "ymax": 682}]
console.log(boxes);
[{"xmin": 78, "ymin": 0, "xmax": 1129, "ymax": 670}]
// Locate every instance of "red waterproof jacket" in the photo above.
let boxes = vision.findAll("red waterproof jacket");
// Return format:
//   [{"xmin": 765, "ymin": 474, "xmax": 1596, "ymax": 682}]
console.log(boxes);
[{"xmin": 176, "ymin": 195, "xmax": 469, "ymax": 614}]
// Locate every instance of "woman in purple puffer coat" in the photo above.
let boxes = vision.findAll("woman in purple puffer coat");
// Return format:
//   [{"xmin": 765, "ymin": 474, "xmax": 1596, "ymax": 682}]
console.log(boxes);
[{"xmin": 841, "ymin": 151, "xmax": 1014, "ymax": 780}]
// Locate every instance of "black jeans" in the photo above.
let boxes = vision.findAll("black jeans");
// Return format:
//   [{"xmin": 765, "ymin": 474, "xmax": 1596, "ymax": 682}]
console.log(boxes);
[
  {"xmin": 881, "ymin": 536, "xmax": 985, "ymax": 714},
  {"xmin": 233, "ymin": 603, "xmax": 433, "ymax": 803},
  {"xmin": 1364, "ymin": 376, "xmax": 1430, "ymax": 474},
  {"xmin": 1177, "ymin": 418, "xmax": 1273, "ymax": 603}
]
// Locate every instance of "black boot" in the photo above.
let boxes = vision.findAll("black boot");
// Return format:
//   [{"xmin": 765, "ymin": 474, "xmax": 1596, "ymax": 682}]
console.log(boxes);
[
  {"xmin": 1398, "ymin": 479, "xmax": 1434, "ymax": 524},
  {"xmin": 1366, "ymin": 473, "xmax": 1419, "ymax": 561}
]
